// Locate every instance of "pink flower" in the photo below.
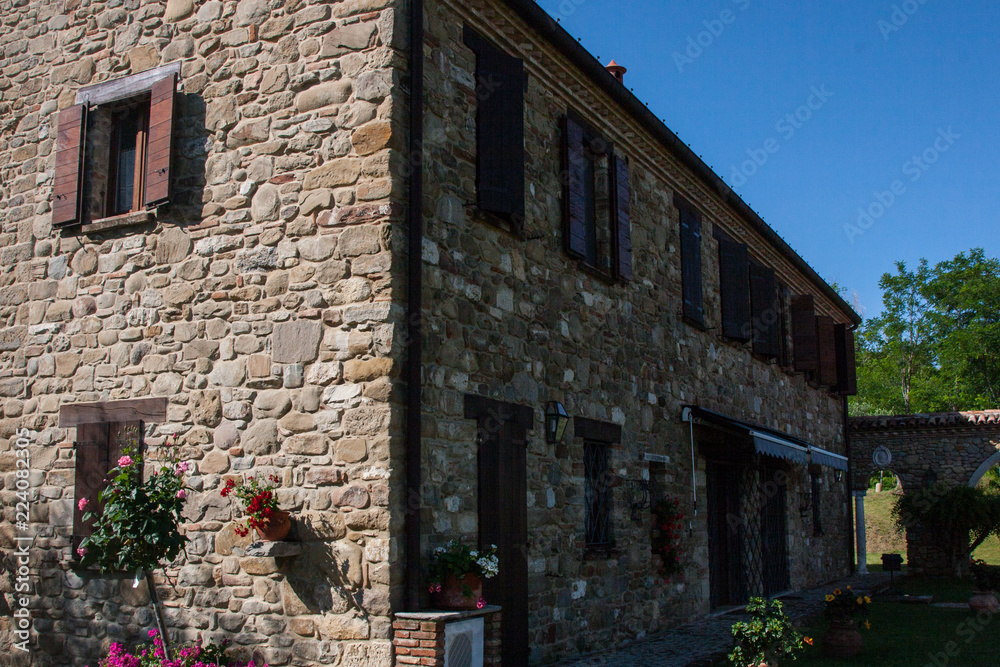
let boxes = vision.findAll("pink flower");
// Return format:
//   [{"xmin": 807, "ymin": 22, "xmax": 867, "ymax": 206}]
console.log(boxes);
[
  {"xmin": 118, "ymin": 456, "xmax": 133, "ymax": 468},
  {"xmin": 176, "ymin": 490, "xmax": 187, "ymax": 499},
  {"xmin": 148, "ymin": 628, "xmax": 158, "ymax": 638},
  {"xmin": 78, "ymin": 497, "xmax": 89, "ymax": 511},
  {"xmin": 175, "ymin": 461, "xmax": 190, "ymax": 474},
  {"xmin": 477, "ymin": 597, "xmax": 486, "ymax": 609},
  {"xmin": 76, "ymin": 547, "xmax": 87, "ymax": 558}
]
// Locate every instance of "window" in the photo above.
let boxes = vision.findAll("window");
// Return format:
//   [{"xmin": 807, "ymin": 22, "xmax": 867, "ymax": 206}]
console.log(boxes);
[
  {"xmin": 677, "ymin": 198, "xmax": 704, "ymax": 323},
  {"xmin": 716, "ymin": 231, "xmax": 751, "ymax": 341},
  {"xmin": 791, "ymin": 294, "xmax": 819, "ymax": 375},
  {"xmin": 778, "ymin": 284, "xmax": 792, "ymax": 367},
  {"xmin": 810, "ymin": 470, "xmax": 823, "ymax": 535},
  {"xmin": 563, "ymin": 112, "xmax": 632, "ymax": 281},
  {"xmin": 463, "ymin": 26, "xmax": 526, "ymax": 232},
  {"xmin": 584, "ymin": 441, "xmax": 613, "ymax": 547},
  {"xmin": 52, "ymin": 65, "xmax": 177, "ymax": 229},
  {"xmin": 834, "ymin": 323, "xmax": 858, "ymax": 395},
  {"xmin": 816, "ymin": 315, "xmax": 838, "ymax": 387},
  {"xmin": 749, "ymin": 261, "xmax": 780, "ymax": 358}
]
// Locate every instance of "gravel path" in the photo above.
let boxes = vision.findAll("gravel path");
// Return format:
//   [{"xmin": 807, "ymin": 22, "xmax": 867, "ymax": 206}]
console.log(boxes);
[{"xmin": 556, "ymin": 572, "xmax": 892, "ymax": 667}]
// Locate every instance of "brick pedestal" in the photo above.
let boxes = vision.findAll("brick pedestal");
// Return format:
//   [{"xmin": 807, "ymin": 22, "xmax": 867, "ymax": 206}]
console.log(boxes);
[{"xmin": 393, "ymin": 606, "xmax": 502, "ymax": 666}]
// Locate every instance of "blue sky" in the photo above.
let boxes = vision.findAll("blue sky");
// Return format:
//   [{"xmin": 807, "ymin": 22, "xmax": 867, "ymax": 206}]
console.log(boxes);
[{"xmin": 537, "ymin": 0, "xmax": 998, "ymax": 319}]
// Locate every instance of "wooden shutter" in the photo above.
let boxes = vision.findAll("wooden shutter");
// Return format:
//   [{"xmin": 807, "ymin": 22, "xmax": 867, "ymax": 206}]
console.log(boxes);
[
  {"xmin": 750, "ymin": 262, "xmax": 779, "ymax": 357},
  {"xmin": 72, "ymin": 422, "xmax": 110, "ymax": 556},
  {"xmin": 613, "ymin": 154, "xmax": 632, "ymax": 281},
  {"xmin": 463, "ymin": 27, "xmax": 526, "ymax": 229},
  {"xmin": 679, "ymin": 201, "xmax": 703, "ymax": 323},
  {"xmin": 835, "ymin": 323, "xmax": 858, "ymax": 395},
  {"xmin": 143, "ymin": 73, "xmax": 176, "ymax": 208},
  {"xmin": 563, "ymin": 115, "xmax": 589, "ymax": 258},
  {"xmin": 52, "ymin": 104, "xmax": 87, "ymax": 227},
  {"xmin": 778, "ymin": 284, "xmax": 792, "ymax": 367},
  {"xmin": 816, "ymin": 316, "xmax": 838, "ymax": 386},
  {"xmin": 718, "ymin": 237, "xmax": 750, "ymax": 341},
  {"xmin": 791, "ymin": 295, "xmax": 819, "ymax": 373}
]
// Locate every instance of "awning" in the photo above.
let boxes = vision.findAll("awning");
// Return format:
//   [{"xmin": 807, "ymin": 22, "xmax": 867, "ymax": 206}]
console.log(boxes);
[
  {"xmin": 683, "ymin": 406, "xmax": 813, "ymax": 466},
  {"xmin": 809, "ymin": 446, "xmax": 849, "ymax": 471}
]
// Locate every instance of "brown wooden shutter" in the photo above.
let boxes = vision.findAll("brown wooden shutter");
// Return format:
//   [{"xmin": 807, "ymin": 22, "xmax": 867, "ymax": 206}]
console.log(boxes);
[
  {"xmin": 718, "ymin": 237, "xmax": 750, "ymax": 341},
  {"xmin": 750, "ymin": 262, "xmax": 780, "ymax": 357},
  {"xmin": 678, "ymin": 201, "xmax": 703, "ymax": 323},
  {"xmin": 613, "ymin": 154, "xmax": 632, "ymax": 281},
  {"xmin": 72, "ymin": 422, "xmax": 110, "ymax": 557},
  {"xmin": 563, "ymin": 114, "xmax": 589, "ymax": 258},
  {"xmin": 463, "ymin": 27, "xmax": 526, "ymax": 229},
  {"xmin": 791, "ymin": 295, "xmax": 819, "ymax": 373},
  {"xmin": 835, "ymin": 323, "xmax": 858, "ymax": 395},
  {"xmin": 816, "ymin": 315, "xmax": 838, "ymax": 386},
  {"xmin": 778, "ymin": 284, "xmax": 792, "ymax": 367},
  {"xmin": 52, "ymin": 104, "xmax": 87, "ymax": 227},
  {"xmin": 143, "ymin": 73, "xmax": 176, "ymax": 208}
]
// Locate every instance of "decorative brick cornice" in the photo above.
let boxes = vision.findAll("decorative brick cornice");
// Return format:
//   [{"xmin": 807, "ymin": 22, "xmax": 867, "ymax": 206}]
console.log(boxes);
[{"xmin": 850, "ymin": 410, "xmax": 1000, "ymax": 432}]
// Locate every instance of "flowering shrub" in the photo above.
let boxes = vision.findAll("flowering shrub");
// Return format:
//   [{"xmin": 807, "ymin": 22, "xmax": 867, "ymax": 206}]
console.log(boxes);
[
  {"xmin": 824, "ymin": 585, "xmax": 872, "ymax": 627},
  {"xmin": 651, "ymin": 496, "xmax": 684, "ymax": 578},
  {"xmin": 94, "ymin": 630, "xmax": 267, "ymax": 667},
  {"xmin": 728, "ymin": 598, "xmax": 810, "ymax": 667},
  {"xmin": 79, "ymin": 431, "xmax": 189, "ymax": 574},
  {"xmin": 220, "ymin": 475, "xmax": 281, "ymax": 538},
  {"xmin": 427, "ymin": 540, "xmax": 499, "ymax": 598}
]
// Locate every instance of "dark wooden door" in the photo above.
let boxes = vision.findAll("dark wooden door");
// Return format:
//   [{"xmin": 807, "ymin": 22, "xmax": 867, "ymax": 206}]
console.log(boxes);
[
  {"xmin": 470, "ymin": 398, "xmax": 532, "ymax": 667},
  {"xmin": 706, "ymin": 462, "xmax": 746, "ymax": 608},
  {"xmin": 761, "ymin": 468, "xmax": 790, "ymax": 596}
]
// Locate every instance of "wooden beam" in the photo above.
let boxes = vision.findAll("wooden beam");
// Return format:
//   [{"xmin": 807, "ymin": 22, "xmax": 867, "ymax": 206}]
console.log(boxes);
[
  {"xmin": 60, "ymin": 398, "xmax": 168, "ymax": 427},
  {"xmin": 75, "ymin": 62, "xmax": 181, "ymax": 107}
]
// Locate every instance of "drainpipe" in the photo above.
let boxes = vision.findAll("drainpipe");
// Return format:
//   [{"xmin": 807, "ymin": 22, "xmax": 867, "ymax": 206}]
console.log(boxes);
[
  {"xmin": 843, "ymin": 392, "xmax": 855, "ymax": 574},
  {"xmin": 404, "ymin": 0, "xmax": 426, "ymax": 613}
]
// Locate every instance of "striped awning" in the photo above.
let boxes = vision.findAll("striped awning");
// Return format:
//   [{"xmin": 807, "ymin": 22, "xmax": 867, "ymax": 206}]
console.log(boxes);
[
  {"xmin": 809, "ymin": 446, "xmax": 849, "ymax": 471},
  {"xmin": 751, "ymin": 430, "xmax": 810, "ymax": 465}
]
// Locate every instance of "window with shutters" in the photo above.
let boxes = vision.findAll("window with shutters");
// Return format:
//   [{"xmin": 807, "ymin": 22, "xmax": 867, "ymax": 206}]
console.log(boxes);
[
  {"xmin": 677, "ymin": 198, "xmax": 704, "ymax": 324},
  {"xmin": 715, "ymin": 231, "xmax": 751, "ymax": 342},
  {"xmin": 816, "ymin": 315, "xmax": 839, "ymax": 387},
  {"xmin": 778, "ymin": 284, "xmax": 793, "ymax": 368},
  {"xmin": 749, "ymin": 261, "xmax": 780, "ymax": 358},
  {"xmin": 834, "ymin": 323, "xmax": 858, "ymax": 395},
  {"xmin": 53, "ymin": 64, "xmax": 177, "ymax": 230},
  {"xmin": 463, "ymin": 26, "xmax": 526, "ymax": 233},
  {"xmin": 562, "ymin": 112, "xmax": 632, "ymax": 281},
  {"xmin": 791, "ymin": 295, "xmax": 819, "ymax": 376}
]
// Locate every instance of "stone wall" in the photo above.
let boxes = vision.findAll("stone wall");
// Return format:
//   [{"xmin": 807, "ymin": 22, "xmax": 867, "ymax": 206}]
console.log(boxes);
[
  {"xmin": 850, "ymin": 411, "xmax": 1000, "ymax": 575},
  {"xmin": 0, "ymin": 0, "xmax": 407, "ymax": 665},
  {"xmin": 419, "ymin": 0, "xmax": 853, "ymax": 663}
]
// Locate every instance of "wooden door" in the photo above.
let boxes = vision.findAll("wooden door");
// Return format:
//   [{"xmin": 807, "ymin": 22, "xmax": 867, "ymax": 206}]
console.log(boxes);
[
  {"xmin": 467, "ymin": 396, "xmax": 532, "ymax": 667},
  {"xmin": 706, "ymin": 462, "xmax": 746, "ymax": 608},
  {"xmin": 761, "ymin": 466, "xmax": 790, "ymax": 596}
]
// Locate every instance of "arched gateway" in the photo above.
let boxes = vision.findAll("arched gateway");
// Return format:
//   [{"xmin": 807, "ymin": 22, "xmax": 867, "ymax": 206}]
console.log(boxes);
[{"xmin": 850, "ymin": 411, "xmax": 1000, "ymax": 575}]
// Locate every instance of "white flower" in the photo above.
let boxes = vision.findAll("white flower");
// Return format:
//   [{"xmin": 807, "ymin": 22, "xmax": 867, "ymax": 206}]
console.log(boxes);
[{"xmin": 434, "ymin": 547, "xmax": 446, "ymax": 555}]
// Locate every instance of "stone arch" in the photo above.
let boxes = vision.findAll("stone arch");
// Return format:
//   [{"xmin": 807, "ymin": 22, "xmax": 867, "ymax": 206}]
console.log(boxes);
[{"xmin": 968, "ymin": 450, "xmax": 1000, "ymax": 488}]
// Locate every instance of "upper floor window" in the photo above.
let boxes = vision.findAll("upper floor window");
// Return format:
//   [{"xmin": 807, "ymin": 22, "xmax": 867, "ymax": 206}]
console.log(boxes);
[
  {"xmin": 563, "ymin": 112, "xmax": 632, "ymax": 281},
  {"xmin": 463, "ymin": 26, "xmax": 527, "ymax": 233},
  {"xmin": 52, "ymin": 64, "xmax": 177, "ymax": 229},
  {"xmin": 716, "ymin": 230, "xmax": 751, "ymax": 342},
  {"xmin": 677, "ymin": 197, "xmax": 703, "ymax": 323}
]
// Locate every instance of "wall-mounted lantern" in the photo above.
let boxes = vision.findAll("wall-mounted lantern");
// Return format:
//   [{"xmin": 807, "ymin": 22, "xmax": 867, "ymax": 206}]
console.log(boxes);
[{"xmin": 544, "ymin": 401, "xmax": 569, "ymax": 444}]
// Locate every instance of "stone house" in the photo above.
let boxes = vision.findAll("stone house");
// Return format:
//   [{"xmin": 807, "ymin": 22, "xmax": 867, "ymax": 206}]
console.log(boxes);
[{"xmin": 0, "ymin": 0, "xmax": 860, "ymax": 665}]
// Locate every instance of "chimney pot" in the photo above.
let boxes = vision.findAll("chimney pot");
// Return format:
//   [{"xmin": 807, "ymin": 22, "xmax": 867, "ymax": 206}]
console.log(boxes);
[{"xmin": 606, "ymin": 60, "xmax": 627, "ymax": 83}]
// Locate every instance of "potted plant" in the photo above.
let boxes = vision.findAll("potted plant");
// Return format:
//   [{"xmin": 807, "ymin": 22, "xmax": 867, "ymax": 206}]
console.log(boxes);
[
  {"xmin": 821, "ymin": 585, "xmax": 871, "ymax": 659},
  {"xmin": 728, "ymin": 597, "xmax": 811, "ymax": 667},
  {"xmin": 427, "ymin": 540, "xmax": 499, "ymax": 610},
  {"xmin": 651, "ymin": 496, "xmax": 684, "ymax": 579},
  {"xmin": 221, "ymin": 475, "xmax": 290, "ymax": 541},
  {"xmin": 969, "ymin": 559, "xmax": 1000, "ymax": 613}
]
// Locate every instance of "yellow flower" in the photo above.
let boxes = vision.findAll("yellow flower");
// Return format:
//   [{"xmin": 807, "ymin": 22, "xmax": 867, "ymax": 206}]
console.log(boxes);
[
  {"xmin": 864, "ymin": 596, "xmax": 871, "ymax": 604},
  {"xmin": 846, "ymin": 585, "xmax": 852, "ymax": 590},
  {"xmin": 857, "ymin": 597, "xmax": 863, "ymax": 605},
  {"xmin": 804, "ymin": 637, "xmax": 814, "ymax": 646},
  {"xmin": 834, "ymin": 589, "xmax": 842, "ymax": 595},
  {"xmin": 825, "ymin": 594, "xmax": 835, "ymax": 602},
  {"xmin": 865, "ymin": 620, "xmax": 872, "ymax": 630}
]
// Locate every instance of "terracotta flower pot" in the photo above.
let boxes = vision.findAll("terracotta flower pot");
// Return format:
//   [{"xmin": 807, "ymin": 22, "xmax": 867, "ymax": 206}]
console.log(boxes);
[
  {"xmin": 255, "ymin": 510, "xmax": 291, "ymax": 542},
  {"xmin": 969, "ymin": 591, "xmax": 999, "ymax": 613},
  {"xmin": 823, "ymin": 619, "xmax": 863, "ymax": 659},
  {"xmin": 433, "ymin": 573, "xmax": 482, "ymax": 610}
]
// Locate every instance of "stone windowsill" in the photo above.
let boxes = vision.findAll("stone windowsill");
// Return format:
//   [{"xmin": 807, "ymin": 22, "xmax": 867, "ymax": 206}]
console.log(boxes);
[
  {"xmin": 80, "ymin": 210, "xmax": 155, "ymax": 234},
  {"xmin": 234, "ymin": 541, "xmax": 303, "ymax": 558},
  {"xmin": 394, "ymin": 604, "xmax": 502, "ymax": 622}
]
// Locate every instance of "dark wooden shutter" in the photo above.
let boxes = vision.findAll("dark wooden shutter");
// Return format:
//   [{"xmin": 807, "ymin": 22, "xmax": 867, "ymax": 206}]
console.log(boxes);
[
  {"xmin": 463, "ymin": 27, "xmax": 526, "ymax": 229},
  {"xmin": 816, "ymin": 316, "xmax": 838, "ymax": 386},
  {"xmin": 778, "ymin": 284, "xmax": 792, "ymax": 367},
  {"xmin": 563, "ymin": 115, "xmax": 589, "ymax": 258},
  {"xmin": 143, "ymin": 73, "xmax": 176, "ymax": 208},
  {"xmin": 52, "ymin": 104, "xmax": 87, "ymax": 227},
  {"xmin": 835, "ymin": 323, "xmax": 858, "ymax": 395},
  {"xmin": 679, "ymin": 201, "xmax": 703, "ymax": 323},
  {"xmin": 718, "ymin": 237, "xmax": 750, "ymax": 341},
  {"xmin": 750, "ymin": 262, "xmax": 780, "ymax": 357},
  {"xmin": 72, "ymin": 422, "xmax": 110, "ymax": 556},
  {"xmin": 791, "ymin": 295, "xmax": 819, "ymax": 373},
  {"xmin": 613, "ymin": 155, "xmax": 632, "ymax": 281}
]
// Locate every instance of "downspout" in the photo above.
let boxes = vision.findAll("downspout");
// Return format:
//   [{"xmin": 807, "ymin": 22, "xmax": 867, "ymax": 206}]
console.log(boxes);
[
  {"xmin": 842, "ymin": 395, "xmax": 855, "ymax": 573},
  {"xmin": 404, "ymin": 0, "xmax": 425, "ymax": 613}
]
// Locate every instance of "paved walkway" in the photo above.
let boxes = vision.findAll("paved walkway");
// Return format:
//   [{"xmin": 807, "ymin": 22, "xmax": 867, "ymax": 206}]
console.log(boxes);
[{"xmin": 557, "ymin": 572, "xmax": 892, "ymax": 667}]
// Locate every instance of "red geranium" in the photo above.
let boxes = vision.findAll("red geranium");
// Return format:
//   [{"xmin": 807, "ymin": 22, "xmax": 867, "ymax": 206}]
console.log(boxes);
[{"xmin": 220, "ymin": 475, "xmax": 282, "ymax": 537}]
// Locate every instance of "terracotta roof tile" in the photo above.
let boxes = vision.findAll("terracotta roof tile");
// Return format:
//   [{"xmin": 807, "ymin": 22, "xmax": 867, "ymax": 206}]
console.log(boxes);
[{"xmin": 850, "ymin": 410, "xmax": 1000, "ymax": 431}]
